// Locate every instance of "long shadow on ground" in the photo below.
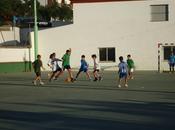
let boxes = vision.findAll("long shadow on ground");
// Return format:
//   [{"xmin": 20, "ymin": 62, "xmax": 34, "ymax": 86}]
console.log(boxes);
[{"xmin": 0, "ymin": 99, "xmax": 175, "ymax": 130}]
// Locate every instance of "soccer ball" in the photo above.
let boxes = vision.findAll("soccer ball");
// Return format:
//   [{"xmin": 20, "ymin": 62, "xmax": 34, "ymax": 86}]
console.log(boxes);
[{"xmin": 65, "ymin": 77, "xmax": 71, "ymax": 82}]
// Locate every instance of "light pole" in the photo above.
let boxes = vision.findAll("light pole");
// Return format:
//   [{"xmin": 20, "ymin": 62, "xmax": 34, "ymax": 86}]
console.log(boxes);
[{"xmin": 34, "ymin": 0, "xmax": 38, "ymax": 60}]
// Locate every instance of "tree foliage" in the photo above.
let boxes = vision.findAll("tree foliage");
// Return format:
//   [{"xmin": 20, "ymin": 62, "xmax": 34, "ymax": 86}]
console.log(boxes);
[
  {"xmin": 0, "ymin": 0, "xmax": 73, "ymax": 25},
  {"xmin": 0, "ymin": 0, "xmax": 23, "ymax": 21}
]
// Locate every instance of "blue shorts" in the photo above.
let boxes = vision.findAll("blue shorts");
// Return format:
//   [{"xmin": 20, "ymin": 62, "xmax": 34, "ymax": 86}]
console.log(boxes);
[
  {"xmin": 169, "ymin": 63, "xmax": 175, "ymax": 67},
  {"xmin": 79, "ymin": 68, "xmax": 88, "ymax": 72},
  {"xmin": 119, "ymin": 72, "xmax": 127, "ymax": 79}
]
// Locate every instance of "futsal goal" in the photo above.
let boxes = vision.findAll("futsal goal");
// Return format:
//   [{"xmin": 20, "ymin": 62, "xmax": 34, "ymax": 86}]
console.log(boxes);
[{"xmin": 158, "ymin": 43, "xmax": 175, "ymax": 73}]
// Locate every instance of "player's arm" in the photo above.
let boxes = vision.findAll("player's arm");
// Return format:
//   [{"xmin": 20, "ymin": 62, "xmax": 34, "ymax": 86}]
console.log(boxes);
[
  {"xmin": 94, "ymin": 60, "xmax": 97, "ymax": 69},
  {"xmin": 168, "ymin": 57, "xmax": 170, "ymax": 64},
  {"xmin": 69, "ymin": 48, "xmax": 72, "ymax": 54},
  {"xmin": 86, "ymin": 61, "xmax": 89, "ymax": 68},
  {"xmin": 62, "ymin": 55, "xmax": 65, "ymax": 60},
  {"xmin": 32, "ymin": 61, "xmax": 35, "ymax": 68},
  {"xmin": 47, "ymin": 60, "xmax": 52, "ymax": 68},
  {"xmin": 48, "ymin": 64, "xmax": 52, "ymax": 68},
  {"xmin": 132, "ymin": 60, "xmax": 135, "ymax": 68},
  {"xmin": 41, "ymin": 61, "xmax": 46, "ymax": 70},
  {"xmin": 117, "ymin": 64, "xmax": 120, "ymax": 74},
  {"xmin": 55, "ymin": 58, "xmax": 62, "ymax": 62}
]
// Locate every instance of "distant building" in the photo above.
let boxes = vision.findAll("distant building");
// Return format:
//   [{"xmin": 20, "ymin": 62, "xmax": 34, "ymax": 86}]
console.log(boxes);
[
  {"xmin": 31, "ymin": 0, "xmax": 175, "ymax": 71},
  {"xmin": 1, "ymin": 0, "xmax": 175, "ymax": 72}
]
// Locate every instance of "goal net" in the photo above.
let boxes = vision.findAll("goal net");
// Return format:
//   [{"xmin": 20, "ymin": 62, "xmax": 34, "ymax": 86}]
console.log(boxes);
[{"xmin": 158, "ymin": 43, "xmax": 175, "ymax": 72}]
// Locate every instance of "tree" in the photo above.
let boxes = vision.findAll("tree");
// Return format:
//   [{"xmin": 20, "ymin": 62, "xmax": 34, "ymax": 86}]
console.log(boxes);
[
  {"xmin": 38, "ymin": 5, "xmax": 51, "ymax": 21},
  {"xmin": 22, "ymin": 0, "xmax": 40, "ymax": 17},
  {"xmin": 38, "ymin": 1, "xmax": 73, "ymax": 22},
  {"xmin": 39, "ymin": 1, "xmax": 61, "ymax": 21},
  {"xmin": 0, "ymin": 0, "xmax": 73, "ymax": 26},
  {"xmin": 48, "ymin": 2, "xmax": 61, "ymax": 20},
  {"xmin": 59, "ymin": 4, "xmax": 73, "ymax": 21},
  {"xmin": 0, "ymin": 0, "xmax": 23, "ymax": 24}
]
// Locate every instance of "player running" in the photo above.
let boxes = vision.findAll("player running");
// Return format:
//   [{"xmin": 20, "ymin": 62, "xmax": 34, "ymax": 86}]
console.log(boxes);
[
  {"xmin": 32, "ymin": 54, "xmax": 45, "ymax": 86},
  {"xmin": 118, "ymin": 56, "xmax": 128, "ymax": 88},
  {"xmin": 75, "ymin": 55, "xmax": 91, "ymax": 81}
]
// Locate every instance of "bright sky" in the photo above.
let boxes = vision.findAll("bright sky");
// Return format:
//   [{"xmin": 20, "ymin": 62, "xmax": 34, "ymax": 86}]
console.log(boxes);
[
  {"xmin": 38, "ymin": 0, "xmax": 71, "ymax": 5},
  {"xmin": 57, "ymin": 0, "xmax": 71, "ymax": 4}
]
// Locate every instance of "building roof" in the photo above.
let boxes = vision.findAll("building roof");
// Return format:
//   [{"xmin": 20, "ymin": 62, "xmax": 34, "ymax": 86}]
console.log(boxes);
[{"xmin": 70, "ymin": 0, "xmax": 142, "ymax": 4}]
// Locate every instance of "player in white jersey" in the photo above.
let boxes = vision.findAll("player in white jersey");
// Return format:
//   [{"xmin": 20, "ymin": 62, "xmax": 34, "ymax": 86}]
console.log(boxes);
[
  {"xmin": 48, "ymin": 53, "xmax": 63, "ymax": 82},
  {"xmin": 91, "ymin": 54, "xmax": 102, "ymax": 81}
]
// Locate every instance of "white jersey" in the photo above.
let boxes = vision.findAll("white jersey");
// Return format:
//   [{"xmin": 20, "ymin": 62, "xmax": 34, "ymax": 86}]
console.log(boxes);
[
  {"xmin": 47, "ymin": 59, "xmax": 53, "ymax": 69},
  {"xmin": 93, "ymin": 59, "xmax": 100, "ymax": 70},
  {"xmin": 48, "ymin": 58, "xmax": 61, "ymax": 71}
]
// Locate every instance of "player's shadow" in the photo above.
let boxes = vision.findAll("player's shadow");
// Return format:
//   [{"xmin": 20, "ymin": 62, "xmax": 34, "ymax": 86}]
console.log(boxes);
[
  {"xmin": 0, "ymin": 81, "xmax": 175, "ymax": 95},
  {"xmin": 0, "ymin": 99, "xmax": 175, "ymax": 130},
  {"xmin": 0, "ymin": 82, "xmax": 35, "ymax": 87},
  {"xmin": 43, "ymin": 82, "xmax": 175, "ymax": 95}
]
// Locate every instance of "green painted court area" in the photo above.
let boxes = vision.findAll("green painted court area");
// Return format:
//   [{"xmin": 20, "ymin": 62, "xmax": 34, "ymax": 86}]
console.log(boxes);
[{"xmin": 0, "ymin": 71, "xmax": 175, "ymax": 130}]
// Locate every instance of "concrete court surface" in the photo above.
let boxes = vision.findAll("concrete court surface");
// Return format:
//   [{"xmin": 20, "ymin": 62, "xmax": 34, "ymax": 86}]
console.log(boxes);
[{"xmin": 0, "ymin": 71, "xmax": 175, "ymax": 130}]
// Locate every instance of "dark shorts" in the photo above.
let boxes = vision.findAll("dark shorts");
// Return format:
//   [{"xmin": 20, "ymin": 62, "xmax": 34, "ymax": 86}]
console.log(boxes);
[
  {"xmin": 79, "ymin": 68, "xmax": 88, "ymax": 73},
  {"xmin": 119, "ymin": 72, "xmax": 127, "ymax": 79},
  {"xmin": 169, "ymin": 63, "xmax": 175, "ymax": 67},
  {"xmin": 93, "ymin": 69, "xmax": 100, "ymax": 73},
  {"xmin": 35, "ymin": 72, "xmax": 41, "ymax": 77},
  {"xmin": 63, "ymin": 65, "xmax": 71, "ymax": 70},
  {"xmin": 53, "ymin": 67, "xmax": 62, "ymax": 73}
]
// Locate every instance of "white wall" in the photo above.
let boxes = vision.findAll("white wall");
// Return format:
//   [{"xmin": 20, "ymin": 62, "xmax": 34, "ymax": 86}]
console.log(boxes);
[
  {"xmin": 0, "ymin": 27, "xmax": 20, "ymax": 44},
  {"xmin": 0, "ymin": 27, "xmax": 31, "ymax": 63},
  {"xmin": 31, "ymin": 0, "xmax": 175, "ymax": 70},
  {"xmin": 0, "ymin": 48, "xmax": 32, "ymax": 63},
  {"xmin": 0, "ymin": 27, "xmax": 34, "ymax": 63}
]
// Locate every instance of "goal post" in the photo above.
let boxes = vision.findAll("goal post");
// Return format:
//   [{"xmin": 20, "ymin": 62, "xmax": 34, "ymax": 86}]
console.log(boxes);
[
  {"xmin": 158, "ymin": 43, "xmax": 162, "ymax": 73},
  {"xmin": 158, "ymin": 43, "xmax": 175, "ymax": 73}
]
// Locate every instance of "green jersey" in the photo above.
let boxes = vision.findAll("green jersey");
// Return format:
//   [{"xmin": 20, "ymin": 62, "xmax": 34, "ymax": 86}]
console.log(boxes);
[
  {"xmin": 127, "ymin": 59, "xmax": 134, "ymax": 69},
  {"xmin": 62, "ymin": 54, "xmax": 70, "ymax": 66},
  {"xmin": 33, "ymin": 59, "xmax": 42, "ymax": 73}
]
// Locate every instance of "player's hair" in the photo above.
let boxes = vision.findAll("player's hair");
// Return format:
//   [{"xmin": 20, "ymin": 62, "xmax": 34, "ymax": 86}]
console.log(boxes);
[
  {"xmin": 49, "ymin": 54, "xmax": 53, "ymax": 58},
  {"xmin": 37, "ymin": 54, "xmax": 41, "ymax": 59},
  {"xmin": 91, "ymin": 54, "xmax": 96, "ymax": 58},
  {"xmin": 81, "ymin": 55, "xmax": 85, "ymax": 58},
  {"xmin": 66, "ymin": 50, "xmax": 70, "ymax": 53},
  {"xmin": 119, "ymin": 56, "xmax": 123, "ymax": 62},
  {"xmin": 127, "ymin": 54, "xmax": 131, "ymax": 57}
]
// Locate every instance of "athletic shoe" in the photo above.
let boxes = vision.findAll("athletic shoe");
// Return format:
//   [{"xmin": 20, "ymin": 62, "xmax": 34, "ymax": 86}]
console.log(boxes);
[
  {"xmin": 71, "ymin": 78, "xmax": 74, "ymax": 82},
  {"xmin": 98, "ymin": 77, "xmax": 103, "ymax": 81},
  {"xmin": 53, "ymin": 78, "xmax": 58, "ymax": 80},
  {"xmin": 33, "ymin": 80, "xmax": 37, "ymax": 86},
  {"xmin": 93, "ymin": 78, "xmax": 98, "ymax": 82},
  {"xmin": 125, "ymin": 84, "xmax": 128, "ymax": 87},
  {"xmin": 118, "ymin": 84, "xmax": 121, "ymax": 88},
  {"xmin": 39, "ymin": 81, "xmax": 44, "ymax": 85}
]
